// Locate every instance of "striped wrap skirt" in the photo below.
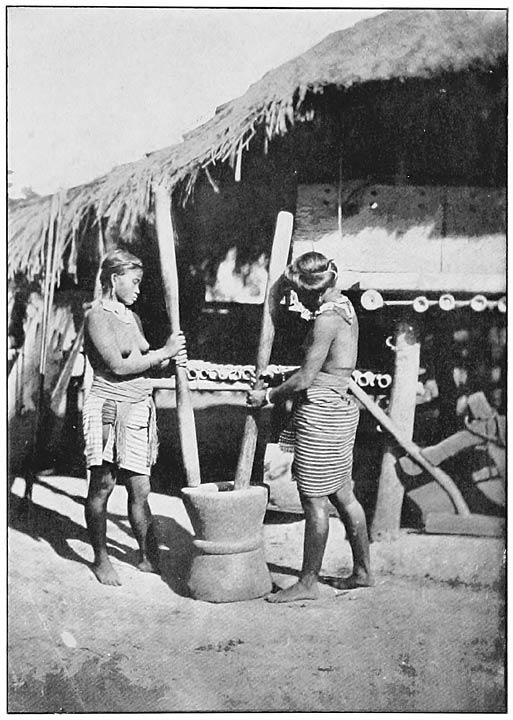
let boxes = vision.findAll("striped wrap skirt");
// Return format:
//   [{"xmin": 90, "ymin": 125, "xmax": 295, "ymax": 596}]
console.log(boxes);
[
  {"xmin": 82, "ymin": 375, "xmax": 158, "ymax": 476},
  {"xmin": 291, "ymin": 386, "xmax": 359, "ymax": 498}
]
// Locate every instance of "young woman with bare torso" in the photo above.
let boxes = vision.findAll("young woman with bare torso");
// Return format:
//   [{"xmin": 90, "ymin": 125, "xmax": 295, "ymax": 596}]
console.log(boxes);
[{"xmin": 247, "ymin": 251, "xmax": 373, "ymax": 602}]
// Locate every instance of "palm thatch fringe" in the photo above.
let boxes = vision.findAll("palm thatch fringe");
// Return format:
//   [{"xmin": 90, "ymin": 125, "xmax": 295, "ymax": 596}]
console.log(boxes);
[
  {"xmin": 8, "ymin": 9, "xmax": 506, "ymax": 281},
  {"xmin": 67, "ymin": 228, "xmax": 78, "ymax": 281},
  {"xmin": 204, "ymin": 166, "xmax": 220, "ymax": 194}
]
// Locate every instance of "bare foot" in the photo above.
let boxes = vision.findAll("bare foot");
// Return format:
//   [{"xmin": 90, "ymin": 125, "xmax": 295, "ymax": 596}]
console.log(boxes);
[
  {"xmin": 325, "ymin": 573, "xmax": 374, "ymax": 591},
  {"xmin": 92, "ymin": 560, "xmax": 121, "ymax": 586},
  {"xmin": 266, "ymin": 579, "xmax": 320, "ymax": 603},
  {"xmin": 137, "ymin": 557, "xmax": 161, "ymax": 575}
]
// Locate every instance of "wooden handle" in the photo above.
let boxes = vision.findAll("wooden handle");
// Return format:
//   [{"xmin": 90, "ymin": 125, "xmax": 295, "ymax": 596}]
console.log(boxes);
[
  {"xmin": 348, "ymin": 378, "xmax": 470, "ymax": 516},
  {"xmin": 234, "ymin": 210, "xmax": 294, "ymax": 490},
  {"xmin": 154, "ymin": 184, "xmax": 201, "ymax": 488}
]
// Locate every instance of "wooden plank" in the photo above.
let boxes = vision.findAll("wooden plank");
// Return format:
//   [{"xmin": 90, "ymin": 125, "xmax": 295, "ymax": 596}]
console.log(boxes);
[
  {"xmin": 407, "ymin": 481, "xmax": 456, "ymax": 517},
  {"xmin": 293, "ymin": 184, "xmax": 339, "ymax": 243},
  {"xmin": 399, "ymin": 429, "xmax": 483, "ymax": 476},
  {"xmin": 441, "ymin": 236, "xmax": 505, "ymax": 276},
  {"xmin": 424, "ymin": 511, "xmax": 504, "ymax": 538},
  {"xmin": 444, "ymin": 186, "xmax": 506, "ymax": 239},
  {"xmin": 292, "ymin": 183, "xmax": 506, "ymax": 293},
  {"xmin": 333, "ymin": 271, "xmax": 506, "ymax": 293}
]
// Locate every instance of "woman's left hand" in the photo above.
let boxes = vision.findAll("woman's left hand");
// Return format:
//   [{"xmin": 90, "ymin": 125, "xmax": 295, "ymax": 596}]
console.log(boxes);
[{"xmin": 246, "ymin": 389, "xmax": 267, "ymax": 408}]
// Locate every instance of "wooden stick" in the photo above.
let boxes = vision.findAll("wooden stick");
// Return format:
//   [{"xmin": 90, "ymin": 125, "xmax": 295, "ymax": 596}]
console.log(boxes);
[
  {"xmin": 36, "ymin": 197, "xmax": 60, "ymax": 426},
  {"xmin": 50, "ymin": 322, "xmax": 85, "ymax": 417},
  {"xmin": 234, "ymin": 210, "xmax": 294, "ymax": 490},
  {"xmin": 154, "ymin": 184, "xmax": 201, "ymax": 488},
  {"xmin": 39, "ymin": 195, "xmax": 58, "ymax": 375},
  {"xmin": 46, "ymin": 192, "xmax": 65, "ymax": 351},
  {"xmin": 94, "ymin": 207, "xmax": 106, "ymax": 299},
  {"xmin": 338, "ymin": 154, "xmax": 343, "ymax": 237},
  {"xmin": 348, "ymin": 378, "xmax": 470, "ymax": 516},
  {"xmin": 25, "ymin": 195, "xmax": 61, "ymax": 496}
]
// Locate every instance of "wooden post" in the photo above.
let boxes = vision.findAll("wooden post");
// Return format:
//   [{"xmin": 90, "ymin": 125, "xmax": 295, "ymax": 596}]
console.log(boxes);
[
  {"xmin": 370, "ymin": 321, "xmax": 421, "ymax": 541},
  {"xmin": 234, "ymin": 210, "xmax": 294, "ymax": 490},
  {"xmin": 154, "ymin": 184, "xmax": 201, "ymax": 488}
]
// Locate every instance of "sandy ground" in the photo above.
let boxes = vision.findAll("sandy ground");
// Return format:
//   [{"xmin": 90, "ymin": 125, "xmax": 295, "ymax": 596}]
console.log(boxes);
[{"xmin": 8, "ymin": 471, "xmax": 505, "ymax": 713}]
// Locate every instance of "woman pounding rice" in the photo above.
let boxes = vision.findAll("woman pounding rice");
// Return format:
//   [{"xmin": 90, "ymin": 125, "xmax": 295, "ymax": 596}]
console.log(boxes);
[
  {"xmin": 247, "ymin": 252, "xmax": 373, "ymax": 602},
  {"xmin": 83, "ymin": 249, "xmax": 186, "ymax": 586}
]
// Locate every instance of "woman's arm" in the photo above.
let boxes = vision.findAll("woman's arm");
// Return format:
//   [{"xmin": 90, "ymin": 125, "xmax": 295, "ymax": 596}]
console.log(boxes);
[
  {"xmin": 86, "ymin": 310, "xmax": 166, "ymax": 376},
  {"xmin": 268, "ymin": 313, "xmax": 337, "ymax": 403},
  {"xmin": 268, "ymin": 274, "xmax": 288, "ymax": 325}
]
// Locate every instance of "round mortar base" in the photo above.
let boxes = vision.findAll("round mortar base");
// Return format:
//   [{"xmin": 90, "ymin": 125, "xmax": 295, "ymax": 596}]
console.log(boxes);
[{"xmin": 187, "ymin": 547, "xmax": 272, "ymax": 603}]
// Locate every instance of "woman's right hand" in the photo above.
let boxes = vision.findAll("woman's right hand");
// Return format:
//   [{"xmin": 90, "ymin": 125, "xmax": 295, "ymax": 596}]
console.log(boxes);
[
  {"xmin": 174, "ymin": 348, "xmax": 188, "ymax": 367},
  {"xmin": 163, "ymin": 331, "xmax": 186, "ymax": 359}
]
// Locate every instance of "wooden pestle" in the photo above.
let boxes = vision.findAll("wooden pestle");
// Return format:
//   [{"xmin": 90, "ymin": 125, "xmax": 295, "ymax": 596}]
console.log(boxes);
[
  {"xmin": 234, "ymin": 210, "xmax": 294, "ymax": 490},
  {"xmin": 154, "ymin": 184, "xmax": 201, "ymax": 488}
]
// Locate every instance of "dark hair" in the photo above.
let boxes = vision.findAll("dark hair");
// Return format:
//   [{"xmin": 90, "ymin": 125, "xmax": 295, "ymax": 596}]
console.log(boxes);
[
  {"xmin": 284, "ymin": 252, "xmax": 338, "ymax": 295},
  {"xmin": 100, "ymin": 249, "xmax": 143, "ymax": 292}
]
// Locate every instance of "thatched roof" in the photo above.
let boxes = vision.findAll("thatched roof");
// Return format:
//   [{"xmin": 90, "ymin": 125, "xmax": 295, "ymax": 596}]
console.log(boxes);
[{"xmin": 8, "ymin": 8, "xmax": 506, "ymax": 280}]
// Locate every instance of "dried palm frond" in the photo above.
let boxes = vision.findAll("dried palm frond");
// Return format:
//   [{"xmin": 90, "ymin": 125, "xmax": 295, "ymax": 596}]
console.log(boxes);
[{"xmin": 8, "ymin": 9, "xmax": 506, "ymax": 281}]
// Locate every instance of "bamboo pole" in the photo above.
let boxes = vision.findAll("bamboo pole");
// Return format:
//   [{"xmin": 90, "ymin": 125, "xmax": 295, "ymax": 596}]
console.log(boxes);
[
  {"xmin": 234, "ymin": 210, "xmax": 294, "ymax": 490},
  {"xmin": 154, "ymin": 184, "xmax": 201, "ymax": 488},
  {"xmin": 348, "ymin": 377, "xmax": 470, "ymax": 517},
  {"xmin": 24, "ymin": 194, "xmax": 61, "ymax": 498}
]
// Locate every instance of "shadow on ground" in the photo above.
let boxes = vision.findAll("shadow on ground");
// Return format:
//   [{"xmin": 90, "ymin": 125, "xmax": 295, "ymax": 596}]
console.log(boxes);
[
  {"xmin": 8, "ymin": 652, "xmax": 169, "ymax": 713},
  {"xmin": 8, "ymin": 478, "xmax": 195, "ymax": 597}
]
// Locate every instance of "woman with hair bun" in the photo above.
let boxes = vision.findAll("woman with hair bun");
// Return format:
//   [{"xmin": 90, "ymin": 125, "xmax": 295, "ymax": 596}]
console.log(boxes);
[
  {"xmin": 83, "ymin": 248, "xmax": 186, "ymax": 586},
  {"xmin": 247, "ymin": 251, "xmax": 373, "ymax": 602}
]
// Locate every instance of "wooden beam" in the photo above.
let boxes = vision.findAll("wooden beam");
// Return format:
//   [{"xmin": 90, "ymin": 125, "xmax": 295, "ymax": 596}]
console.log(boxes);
[
  {"xmin": 234, "ymin": 210, "xmax": 294, "ymax": 490},
  {"xmin": 424, "ymin": 512, "xmax": 504, "ymax": 538},
  {"xmin": 398, "ymin": 429, "xmax": 483, "ymax": 477},
  {"xmin": 154, "ymin": 184, "xmax": 201, "ymax": 488},
  {"xmin": 349, "ymin": 377, "xmax": 470, "ymax": 517}
]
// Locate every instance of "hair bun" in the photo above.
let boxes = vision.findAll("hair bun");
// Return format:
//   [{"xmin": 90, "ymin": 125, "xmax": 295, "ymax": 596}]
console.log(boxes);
[
  {"xmin": 327, "ymin": 259, "xmax": 338, "ymax": 277},
  {"xmin": 284, "ymin": 252, "xmax": 338, "ymax": 294}
]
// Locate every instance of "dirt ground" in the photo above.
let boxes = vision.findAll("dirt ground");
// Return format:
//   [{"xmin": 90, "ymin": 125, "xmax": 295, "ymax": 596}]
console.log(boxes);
[
  {"xmin": 8, "ymin": 392, "xmax": 506, "ymax": 713},
  {"xmin": 8, "ymin": 470, "xmax": 505, "ymax": 713}
]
